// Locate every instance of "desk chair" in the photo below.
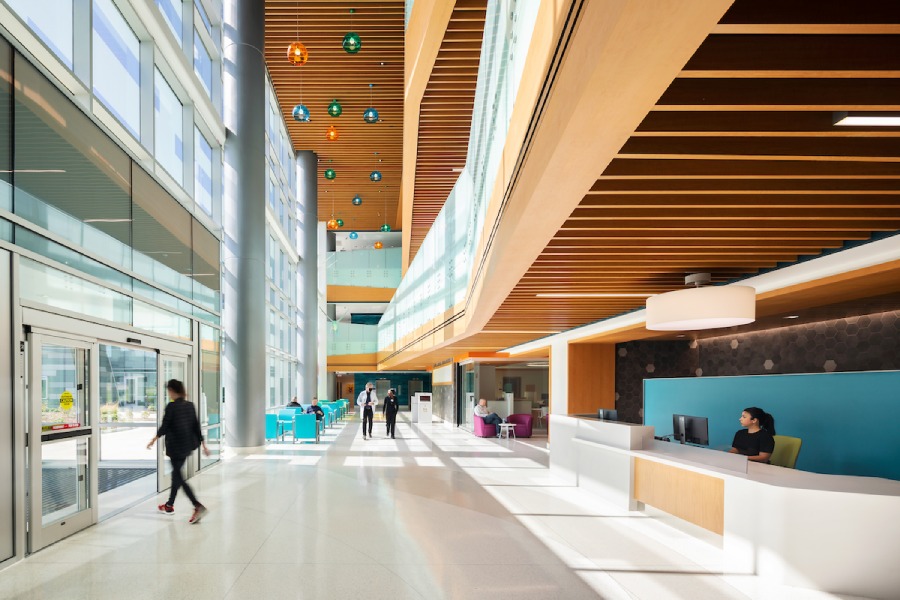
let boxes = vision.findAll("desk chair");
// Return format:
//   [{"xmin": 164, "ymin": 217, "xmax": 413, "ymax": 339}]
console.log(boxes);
[{"xmin": 770, "ymin": 435, "xmax": 802, "ymax": 469}]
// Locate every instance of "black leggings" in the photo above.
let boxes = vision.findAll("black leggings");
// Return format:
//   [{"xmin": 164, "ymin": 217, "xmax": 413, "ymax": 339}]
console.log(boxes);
[
  {"xmin": 385, "ymin": 412, "xmax": 397, "ymax": 437},
  {"xmin": 362, "ymin": 407, "xmax": 374, "ymax": 435},
  {"xmin": 167, "ymin": 455, "xmax": 200, "ymax": 508}
]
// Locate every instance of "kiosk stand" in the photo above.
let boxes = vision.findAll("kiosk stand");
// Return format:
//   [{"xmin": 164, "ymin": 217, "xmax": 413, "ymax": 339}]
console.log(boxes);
[{"xmin": 411, "ymin": 392, "xmax": 432, "ymax": 423}]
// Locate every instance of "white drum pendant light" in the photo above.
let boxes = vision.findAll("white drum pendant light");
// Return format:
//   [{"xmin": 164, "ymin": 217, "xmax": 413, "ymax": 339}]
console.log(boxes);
[{"xmin": 646, "ymin": 274, "xmax": 756, "ymax": 331}]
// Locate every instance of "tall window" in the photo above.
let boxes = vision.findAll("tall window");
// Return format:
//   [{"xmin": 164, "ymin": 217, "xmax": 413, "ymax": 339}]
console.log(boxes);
[
  {"xmin": 154, "ymin": 69, "xmax": 183, "ymax": 184},
  {"xmin": 7, "ymin": 0, "xmax": 74, "ymax": 69},
  {"xmin": 194, "ymin": 128, "xmax": 213, "ymax": 215},
  {"xmin": 93, "ymin": 0, "xmax": 141, "ymax": 137},
  {"xmin": 156, "ymin": 0, "xmax": 183, "ymax": 46},
  {"xmin": 193, "ymin": 29, "xmax": 212, "ymax": 95},
  {"xmin": 195, "ymin": 0, "xmax": 212, "ymax": 36}
]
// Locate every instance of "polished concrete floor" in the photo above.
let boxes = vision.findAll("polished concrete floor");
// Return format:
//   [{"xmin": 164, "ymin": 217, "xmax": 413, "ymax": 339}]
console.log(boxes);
[{"xmin": 0, "ymin": 414, "xmax": 868, "ymax": 600}]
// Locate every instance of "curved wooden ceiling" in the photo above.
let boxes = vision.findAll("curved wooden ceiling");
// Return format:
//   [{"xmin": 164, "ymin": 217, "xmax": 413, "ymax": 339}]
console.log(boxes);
[
  {"xmin": 409, "ymin": 0, "xmax": 486, "ymax": 261},
  {"xmin": 486, "ymin": 0, "xmax": 900, "ymax": 335},
  {"xmin": 264, "ymin": 1, "xmax": 404, "ymax": 232}
]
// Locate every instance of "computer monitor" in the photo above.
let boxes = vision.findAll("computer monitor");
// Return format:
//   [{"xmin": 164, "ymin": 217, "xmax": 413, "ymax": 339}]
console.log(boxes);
[
  {"xmin": 672, "ymin": 414, "xmax": 709, "ymax": 446},
  {"xmin": 597, "ymin": 409, "xmax": 618, "ymax": 421}
]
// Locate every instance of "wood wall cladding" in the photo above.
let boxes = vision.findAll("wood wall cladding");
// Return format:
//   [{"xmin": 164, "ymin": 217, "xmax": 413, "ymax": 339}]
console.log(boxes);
[
  {"xmin": 265, "ymin": 1, "xmax": 404, "ymax": 231},
  {"xmin": 634, "ymin": 457, "xmax": 725, "ymax": 535},
  {"xmin": 485, "ymin": 0, "xmax": 900, "ymax": 339}
]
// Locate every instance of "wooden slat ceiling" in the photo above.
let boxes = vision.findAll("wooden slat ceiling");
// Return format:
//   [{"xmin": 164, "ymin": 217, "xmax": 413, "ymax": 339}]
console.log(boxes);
[
  {"xmin": 409, "ymin": 0, "xmax": 487, "ymax": 261},
  {"xmin": 264, "ymin": 1, "xmax": 404, "ymax": 231},
  {"xmin": 485, "ymin": 0, "xmax": 900, "ymax": 336}
]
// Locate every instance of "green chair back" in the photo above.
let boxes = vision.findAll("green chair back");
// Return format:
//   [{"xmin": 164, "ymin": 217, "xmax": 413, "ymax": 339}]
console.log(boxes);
[{"xmin": 771, "ymin": 435, "xmax": 802, "ymax": 469}]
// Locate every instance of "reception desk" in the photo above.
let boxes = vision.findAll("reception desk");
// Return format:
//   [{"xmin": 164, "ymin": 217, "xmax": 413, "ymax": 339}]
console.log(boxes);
[{"xmin": 550, "ymin": 414, "xmax": 900, "ymax": 600}]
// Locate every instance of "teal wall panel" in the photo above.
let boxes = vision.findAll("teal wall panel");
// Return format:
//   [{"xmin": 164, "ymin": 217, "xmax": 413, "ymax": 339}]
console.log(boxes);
[{"xmin": 644, "ymin": 371, "xmax": 900, "ymax": 480}]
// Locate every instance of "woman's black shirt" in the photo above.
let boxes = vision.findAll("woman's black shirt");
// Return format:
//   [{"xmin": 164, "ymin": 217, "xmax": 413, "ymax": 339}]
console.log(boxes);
[{"xmin": 731, "ymin": 429, "xmax": 775, "ymax": 457}]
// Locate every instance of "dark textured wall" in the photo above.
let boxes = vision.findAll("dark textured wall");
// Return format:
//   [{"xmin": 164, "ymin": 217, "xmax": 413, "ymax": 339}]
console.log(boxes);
[
  {"xmin": 352, "ymin": 373, "xmax": 432, "ymax": 406},
  {"xmin": 615, "ymin": 310, "xmax": 900, "ymax": 424}
]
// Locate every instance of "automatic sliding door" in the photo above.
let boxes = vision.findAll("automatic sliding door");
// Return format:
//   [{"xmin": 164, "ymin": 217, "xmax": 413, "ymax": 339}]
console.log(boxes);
[
  {"xmin": 97, "ymin": 345, "xmax": 158, "ymax": 520},
  {"xmin": 29, "ymin": 336, "xmax": 94, "ymax": 552}
]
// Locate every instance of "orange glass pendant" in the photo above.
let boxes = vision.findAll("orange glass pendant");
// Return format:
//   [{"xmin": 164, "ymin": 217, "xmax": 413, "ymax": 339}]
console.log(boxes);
[
  {"xmin": 325, "ymin": 126, "xmax": 339, "ymax": 141},
  {"xmin": 287, "ymin": 42, "xmax": 308, "ymax": 66}
]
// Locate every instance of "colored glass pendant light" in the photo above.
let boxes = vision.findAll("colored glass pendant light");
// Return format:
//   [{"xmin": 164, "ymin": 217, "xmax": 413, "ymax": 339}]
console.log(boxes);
[
  {"xmin": 336, "ymin": 219, "xmax": 344, "ymax": 227},
  {"xmin": 363, "ymin": 83, "xmax": 378, "ymax": 123},
  {"xmin": 324, "ymin": 168, "xmax": 336, "ymax": 180},
  {"xmin": 349, "ymin": 231, "xmax": 359, "ymax": 240},
  {"xmin": 292, "ymin": 104, "xmax": 310, "ymax": 122},
  {"xmin": 328, "ymin": 99, "xmax": 342, "ymax": 117},
  {"xmin": 374, "ymin": 241, "xmax": 383, "ymax": 250},
  {"xmin": 326, "ymin": 126, "xmax": 339, "ymax": 141},
  {"xmin": 370, "ymin": 170, "xmax": 382, "ymax": 182},
  {"xmin": 343, "ymin": 9, "xmax": 361, "ymax": 54},
  {"xmin": 352, "ymin": 194, "xmax": 363, "ymax": 206},
  {"xmin": 287, "ymin": 41, "xmax": 308, "ymax": 66},
  {"xmin": 343, "ymin": 32, "xmax": 361, "ymax": 53},
  {"xmin": 326, "ymin": 218, "xmax": 338, "ymax": 230},
  {"xmin": 380, "ymin": 223, "xmax": 391, "ymax": 232}
]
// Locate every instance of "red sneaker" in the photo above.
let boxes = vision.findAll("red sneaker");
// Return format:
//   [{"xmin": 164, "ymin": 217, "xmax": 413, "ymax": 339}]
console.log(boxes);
[
  {"xmin": 188, "ymin": 505, "xmax": 208, "ymax": 524},
  {"xmin": 158, "ymin": 503, "xmax": 174, "ymax": 515}
]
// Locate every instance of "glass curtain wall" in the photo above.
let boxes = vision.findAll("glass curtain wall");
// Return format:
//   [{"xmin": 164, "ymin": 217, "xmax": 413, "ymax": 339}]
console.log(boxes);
[{"xmin": 264, "ymin": 75, "xmax": 300, "ymax": 409}]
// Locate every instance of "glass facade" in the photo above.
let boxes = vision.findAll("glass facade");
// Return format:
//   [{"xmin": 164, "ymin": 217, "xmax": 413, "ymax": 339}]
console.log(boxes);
[
  {"xmin": 6, "ymin": 0, "xmax": 74, "ymax": 69},
  {"xmin": 264, "ymin": 77, "xmax": 300, "ymax": 409},
  {"xmin": 156, "ymin": 0, "xmax": 184, "ymax": 46},
  {"xmin": 93, "ymin": 0, "xmax": 141, "ymax": 137},
  {"xmin": 154, "ymin": 69, "xmax": 184, "ymax": 184}
]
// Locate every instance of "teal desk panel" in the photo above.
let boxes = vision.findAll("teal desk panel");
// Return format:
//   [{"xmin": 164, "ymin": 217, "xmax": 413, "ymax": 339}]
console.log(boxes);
[{"xmin": 644, "ymin": 371, "xmax": 900, "ymax": 480}]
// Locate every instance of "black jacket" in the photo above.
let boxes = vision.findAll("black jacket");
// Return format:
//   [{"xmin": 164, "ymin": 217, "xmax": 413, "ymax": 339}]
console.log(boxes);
[
  {"xmin": 156, "ymin": 398, "xmax": 203, "ymax": 459},
  {"xmin": 383, "ymin": 395, "xmax": 400, "ymax": 416}
]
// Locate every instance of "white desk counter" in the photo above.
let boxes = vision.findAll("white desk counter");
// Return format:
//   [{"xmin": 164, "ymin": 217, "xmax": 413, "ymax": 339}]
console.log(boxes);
[{"xmin": 550, "ymin": 414, "xmax": 900, "ymax": 600}]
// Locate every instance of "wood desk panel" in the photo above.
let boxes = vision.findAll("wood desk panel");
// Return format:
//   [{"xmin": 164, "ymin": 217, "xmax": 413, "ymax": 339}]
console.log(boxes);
[{"xmin": 634, "ymin": 457, "xmax": 724, "ymax": 535}]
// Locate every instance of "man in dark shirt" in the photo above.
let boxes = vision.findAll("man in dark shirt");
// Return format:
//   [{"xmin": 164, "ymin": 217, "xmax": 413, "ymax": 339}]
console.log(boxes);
[
  {"xmin": 287, "ymin": 397, "xmax": 302, "ymax": 408},
  {"xmin": 383, "ymin": 389, "xmax": 400, "ymax": 439},
  {"xmin": 306, "ymin": 397, "xmax": 325, "ymax": 420},
  {"xmin": 148, "ymin": 379, "xmax": 210, "ymax": 524}
]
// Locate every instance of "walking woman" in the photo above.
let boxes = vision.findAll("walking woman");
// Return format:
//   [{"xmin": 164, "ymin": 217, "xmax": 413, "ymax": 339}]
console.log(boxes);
[
  {"xmin": 147, "ymin": 379, "xmax": 210, "ymax": 523},
  {"xmin": 383, "ymin": 388, "xmax": 400, "ymax": 439}
]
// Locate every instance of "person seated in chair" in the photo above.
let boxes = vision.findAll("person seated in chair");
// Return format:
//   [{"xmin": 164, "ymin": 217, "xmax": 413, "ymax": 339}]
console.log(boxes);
[
  {"xmin": 287, "ymin": 396, "xmax": 302, "ymax": 408},
  {"xmin": 474, "ymin": 399, "xmax": 505, "ymax": 437},
  {"xmin": 306, "ymin": 397, "xmax": 324, "ymax": 421}
]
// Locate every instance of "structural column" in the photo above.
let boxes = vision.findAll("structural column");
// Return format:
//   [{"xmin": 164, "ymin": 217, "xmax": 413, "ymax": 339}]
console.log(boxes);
[
  {"xmin": 296, "ymin": 151, "xmax": 318, "ymax": 399},
  {"xmin": 222, "ymin": 0, "xmax": 266, "ymax": 448}
]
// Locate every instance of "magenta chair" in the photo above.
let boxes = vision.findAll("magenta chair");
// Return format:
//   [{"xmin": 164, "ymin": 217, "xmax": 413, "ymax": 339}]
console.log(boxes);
[
  {"xmin": 473, "ymin": 415, "xmax": 497, "ymax": 437},
  {"xmin": 507, "ymin": 414, "xmax": 533, "ymax": 438}
]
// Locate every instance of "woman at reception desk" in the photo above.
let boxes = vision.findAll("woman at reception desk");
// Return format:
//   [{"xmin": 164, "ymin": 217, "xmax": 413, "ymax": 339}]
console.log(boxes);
[
  {"xmin": 728, "ymin": 407, "xmax": 776, "ymax": 463},
  {"xmin": 549, "ymin": 413, "xmax": 900, "ymax": 599}
]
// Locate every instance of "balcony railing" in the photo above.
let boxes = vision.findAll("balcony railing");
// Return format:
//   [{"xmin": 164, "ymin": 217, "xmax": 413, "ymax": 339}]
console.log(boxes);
[
  {"xmin": 328, "ymin": 322, "xmax": 379, "ymax": 355},
  {"xmin": 326, "ymin": 247, "xmax": 401, "ymax": 289}
]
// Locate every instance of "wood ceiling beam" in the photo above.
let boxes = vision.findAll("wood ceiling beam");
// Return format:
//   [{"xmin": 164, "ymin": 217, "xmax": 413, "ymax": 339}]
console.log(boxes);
[
  {"xmin": 578, "ymin": 194, "xmax": 900, "ymax": 208},
  {"xmin": 603, "ymin": 158, "xmax": 900, "ymax": 177},
  {"xmin": 590, "ymin": 178, "xmax": 900, "ymax": 191}
]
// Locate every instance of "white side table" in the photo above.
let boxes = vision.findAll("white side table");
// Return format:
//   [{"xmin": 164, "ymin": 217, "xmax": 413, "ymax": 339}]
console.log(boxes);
[{"xmin": 498, "ymin": 423, "xmax": 517, "ymax": 440}]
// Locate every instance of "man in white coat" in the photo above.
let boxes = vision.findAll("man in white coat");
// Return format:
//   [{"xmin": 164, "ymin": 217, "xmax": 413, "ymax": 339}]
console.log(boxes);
[{"xmin": 356, "ymin": 382, "xmax": 378, "ymax": 439}]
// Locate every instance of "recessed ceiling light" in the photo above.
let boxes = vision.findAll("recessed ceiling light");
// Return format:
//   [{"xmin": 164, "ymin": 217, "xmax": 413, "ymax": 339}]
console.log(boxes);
[
  {"xmin": 676, "ymin": 334, "xmax": 686, "ymax": 338},
  {"xmin": 833, "ymin": 112, "xmax": 900, "ymax": 127},
  {"xmin": 784, "ymin": 315, "xmax": 800, "ymax": 319},
  {"xmin": 535, "ymin": 293, "xmax": 655, "ymax": 298}
]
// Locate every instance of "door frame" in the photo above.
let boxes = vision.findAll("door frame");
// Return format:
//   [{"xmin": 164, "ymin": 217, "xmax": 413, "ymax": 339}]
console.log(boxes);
[{"xmin": 26, "ymin": 332, "xmax": 97, "ymax": 552}]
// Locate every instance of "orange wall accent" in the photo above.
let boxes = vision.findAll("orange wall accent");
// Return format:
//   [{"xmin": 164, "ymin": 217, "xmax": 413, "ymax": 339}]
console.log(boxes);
[
  {"xmin": 567, "ymin": 343, "xmax": 615, "ymax": 414},
  {"xmin": 327, "ymin": 286, "xmax": 396, "ymax": 303}
]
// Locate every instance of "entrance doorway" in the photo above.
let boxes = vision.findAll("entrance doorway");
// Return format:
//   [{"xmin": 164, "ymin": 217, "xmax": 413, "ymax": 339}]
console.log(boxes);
[{"xmin": 26, "ymin": 325, "xmax": 193, "ymax": 552}]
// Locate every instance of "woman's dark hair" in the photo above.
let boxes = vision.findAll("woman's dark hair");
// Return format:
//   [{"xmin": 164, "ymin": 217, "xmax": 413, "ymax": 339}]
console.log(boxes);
[
  {"xmin": 744, "ymin": 406, "xmax": 775, "ymax": 435},
  {"xmin": 166, "ymin": 379, "xmax": 187, "ymax": 397}
]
